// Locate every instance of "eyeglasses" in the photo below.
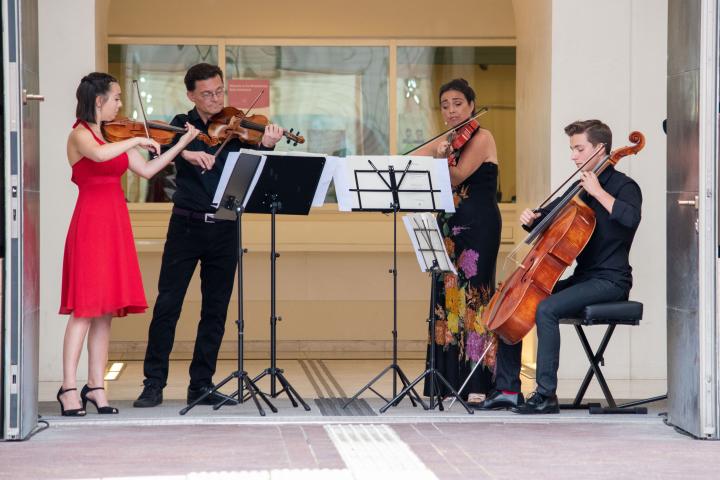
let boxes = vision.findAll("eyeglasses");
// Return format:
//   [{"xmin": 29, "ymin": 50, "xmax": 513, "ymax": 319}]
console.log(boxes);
[{"xmin": 198, "ymin": 88, "xmax": 225, "ymax": 100}]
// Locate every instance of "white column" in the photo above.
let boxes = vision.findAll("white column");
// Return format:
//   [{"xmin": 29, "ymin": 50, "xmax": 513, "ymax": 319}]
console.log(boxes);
[
  {"xmin": 512, "ymin": 0, "xmax": 553, "ymax": 367},
  {"xmin": 550, "ymin": 0, "xmax": 668, "ymax": 389},
  {"xmin": 38, "ymin": 0, "xmax": 97, "ymax": 400}
]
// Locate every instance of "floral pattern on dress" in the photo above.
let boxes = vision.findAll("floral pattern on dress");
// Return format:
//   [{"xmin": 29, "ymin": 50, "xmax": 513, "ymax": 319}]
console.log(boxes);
[{"xmin": 433, "ymin": 187, "xmax": 497, "ymax": 371}]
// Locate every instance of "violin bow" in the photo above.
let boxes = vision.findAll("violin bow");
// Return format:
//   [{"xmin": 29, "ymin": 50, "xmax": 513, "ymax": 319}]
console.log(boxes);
[
  {"xmin": 533, "ymin": 144, "xmax": 607, "ymax": 211},
  {"xmin": 243, "ymin": 89, "xmax": 264, "ymax": 117},
  {"xmin": 402, "ymin": 106, "xmax": 489, "ymax": 156},
  {"xmin": 132, "ymin": 79, "xmax": 159, "ymax": 159}
]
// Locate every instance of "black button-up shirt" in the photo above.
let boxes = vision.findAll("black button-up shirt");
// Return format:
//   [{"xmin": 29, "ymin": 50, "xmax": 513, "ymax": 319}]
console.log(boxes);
[
  {"xmin": 526, "ymin": 166, "xmax": 642, "ymax": 291},
  {"xmin": 163, "ymin": 107, "xmax": 272, "ymax": 212}
]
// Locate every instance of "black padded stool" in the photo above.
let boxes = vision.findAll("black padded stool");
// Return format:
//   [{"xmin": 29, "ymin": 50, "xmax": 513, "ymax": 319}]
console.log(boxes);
[{"xmin": 559, "ymin": 301, "xmax": 663, "ymax": 414}]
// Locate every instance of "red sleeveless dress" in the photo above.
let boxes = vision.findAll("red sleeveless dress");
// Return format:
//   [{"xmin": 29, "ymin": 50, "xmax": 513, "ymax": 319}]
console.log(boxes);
[{"xmin": 59, "ymin": 120, "xmax": 148, "ymax": 318}]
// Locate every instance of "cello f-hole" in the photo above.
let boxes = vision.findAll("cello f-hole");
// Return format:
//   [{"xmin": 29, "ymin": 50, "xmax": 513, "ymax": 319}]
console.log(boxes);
[{"xmin": 520, "ymin": 258, "xmax": 535, "ymax": 282}]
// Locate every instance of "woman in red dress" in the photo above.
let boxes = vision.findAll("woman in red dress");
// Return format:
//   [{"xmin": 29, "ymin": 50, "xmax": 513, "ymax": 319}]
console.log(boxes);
[{"xmin": 57, "ymin": 72, "xmax": 199, "ymax": 416}]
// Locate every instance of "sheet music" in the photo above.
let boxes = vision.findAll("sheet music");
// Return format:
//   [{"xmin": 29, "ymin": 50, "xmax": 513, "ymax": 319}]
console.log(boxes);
[
  {"xmin": 333, "ymin": 155, "xmax": 455, "ymax": 212},
  {"xmin": 243, "ymin": 156, "xmax": 267, "ymax": 208},
  {"xmin": 212, "ymin": 151, "xmax": 239, "ymax": 207},
  {"xmin": 403, "ymin": 212, "xmax": 456, "ymax": 274},
  {"xmin": 312, "ymin": 156, "xmax": 339, "ymax": 207},
  {"xmin": 334, "ymin": 157, "xmax": 353, "ymax": 211},
  {"xmin": 432, "ymin": 158, "xmax": 455, "ymax": 212}
]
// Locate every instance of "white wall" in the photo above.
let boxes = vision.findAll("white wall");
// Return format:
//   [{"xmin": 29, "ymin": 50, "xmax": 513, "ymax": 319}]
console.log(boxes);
[
  {"xmin": 38, "ymin": 0, "xmax": 97, "ymax": 398},
  {"xmin": 549, "ymin": 0, "xmax": 668, "ymax": 384}
]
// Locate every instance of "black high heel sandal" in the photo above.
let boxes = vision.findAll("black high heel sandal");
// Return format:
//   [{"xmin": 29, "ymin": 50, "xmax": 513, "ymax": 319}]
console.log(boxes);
[
  {"xmin": 57, "ymin": 387, "xmax": 86, "ymax": 417},
  {"xmin": 81, "ymin": 385, "xmax": 119, "ymax": 414}
]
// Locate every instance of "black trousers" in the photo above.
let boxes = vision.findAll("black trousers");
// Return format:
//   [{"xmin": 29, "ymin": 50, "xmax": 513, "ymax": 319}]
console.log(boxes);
[
  {"xmin": 494, "ymin": 276, "xmax": 627, "ymax": 396},
  {"xmin": 142, "ymin": 214, "xmax": 237, "ymax": 389}
]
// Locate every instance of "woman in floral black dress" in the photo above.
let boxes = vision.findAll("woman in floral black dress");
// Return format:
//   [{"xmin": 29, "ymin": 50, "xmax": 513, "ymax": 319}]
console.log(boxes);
[{"xmin": 413, "ymin": 79, "xmax": 501, "ymax": 404}]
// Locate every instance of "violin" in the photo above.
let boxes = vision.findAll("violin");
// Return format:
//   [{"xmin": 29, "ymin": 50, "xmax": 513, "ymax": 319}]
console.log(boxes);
[
  {"xmin": 207, "ymin": 106, "xmax": 305, "ymax": 146},
  {"xmin": 444, "ymin": 119, "xmax": 481, "ymax": 166},
  {"xmin": 482, "ymin": 131, "xmax": 646, "ymax": 344},
  {"xmin": 403, "ymin": 106, "xmax": 489, "ymax": 157},
  {"xmin": 101, "ymin": 117, "xmax": 218, "ymax": 147}
]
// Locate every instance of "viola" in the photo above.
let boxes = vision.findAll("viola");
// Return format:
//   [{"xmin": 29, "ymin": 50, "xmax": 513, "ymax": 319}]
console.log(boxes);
[
  {"xmin": 482, "ymin": 131, "xmax": 646, "ymax": 344},
  {"xmin": 207, "ymin": 106, "xmax": 305, "ymax": 146},
  {"xmin": 101, "ymin": 117, "xmax": 218, "ymax": 147}
]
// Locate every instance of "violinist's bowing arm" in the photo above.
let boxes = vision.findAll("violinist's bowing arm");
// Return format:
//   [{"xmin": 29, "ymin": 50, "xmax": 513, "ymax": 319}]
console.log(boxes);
[
  {"xmin": 127, "ymin": 123, "xmax": 200, "ymax": 179},
  {"xmin": 181, "ymin": 150, "xmax": 216, "ymax": 171},
  {"xmin": 69, "ymin": 127, "xmax": 152, "ymax": 164},
  {"xmin": 408, "ymin": 137, "xmax": 443, "ymax": 157}
]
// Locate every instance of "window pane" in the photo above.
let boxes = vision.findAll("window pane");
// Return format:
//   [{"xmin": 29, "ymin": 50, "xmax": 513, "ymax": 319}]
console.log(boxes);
[
  {"xmin": 397, "ymin": 46, "xmax": 516, "ymax": 202},
  {"xmin": 225, "ymin": 46, "xmax": 389, "ymax": 203},
  {"xmin": 225, "ymin": 46, "xmax": 389, "ymax": 156},
  {"xmin": 108, "ymin": 44, "xmax": 218, "ymax": 202}
]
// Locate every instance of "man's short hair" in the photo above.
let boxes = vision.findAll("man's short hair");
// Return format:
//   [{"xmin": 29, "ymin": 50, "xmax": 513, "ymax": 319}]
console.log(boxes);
[
  {"xmin": 564, "ymin": 119, "xmax": 612, "ymax": 153},
  {"xmin": 184, "ymin": 63, "xmax": 223, "ymax": 91}
]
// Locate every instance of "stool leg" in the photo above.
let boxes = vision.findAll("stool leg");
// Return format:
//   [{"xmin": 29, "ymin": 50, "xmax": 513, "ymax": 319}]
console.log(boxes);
[{"xmin": 575, "ymin": 324, "xmax": 617, "ymax": 408}]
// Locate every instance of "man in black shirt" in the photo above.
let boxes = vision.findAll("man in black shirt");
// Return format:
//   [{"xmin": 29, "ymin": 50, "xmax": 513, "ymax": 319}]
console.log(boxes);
[
  {"xmin": 134, "ymin": 63, "xmax": 283, "ymax": 407},
  {"xmin": 477, "ymin": 119, "xmax": 643, "ymax": 414}
]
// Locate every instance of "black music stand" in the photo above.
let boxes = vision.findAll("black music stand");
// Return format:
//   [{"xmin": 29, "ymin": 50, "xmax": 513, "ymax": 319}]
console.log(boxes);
[
  {"xmin": 340, "ymin": 157, "xmax": 451, "ymax": 411},
  {"xmin": 379, "ymin": 213, "xmax": 473, "ymax": 414},
  {"xmin": 245, "ymin": 152, "xmax": 326, "ymax": 411},
  {"xmin": 180, "ymin": 152, "xmax": 277, "ymax": 416}
]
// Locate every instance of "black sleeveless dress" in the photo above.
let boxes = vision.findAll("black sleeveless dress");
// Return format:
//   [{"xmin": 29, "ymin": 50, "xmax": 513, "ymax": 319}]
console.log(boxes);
[{"xmin": 424, "ymin": 136, "xmax": 501, "ymax": 398}]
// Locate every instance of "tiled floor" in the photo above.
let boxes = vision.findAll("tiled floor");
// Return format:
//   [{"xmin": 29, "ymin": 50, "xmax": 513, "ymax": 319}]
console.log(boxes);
[
  {"xmin": 7, "ymin": 357, "xmax": 707, "ymax": 480},
  {"xmin": 3, "ymin": 416, "xmax": 719, "ymax": 479}
]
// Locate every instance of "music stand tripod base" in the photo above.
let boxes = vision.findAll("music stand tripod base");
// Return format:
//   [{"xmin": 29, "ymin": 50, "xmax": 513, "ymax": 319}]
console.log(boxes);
[
  {"xmin": 180, "ymin": 153, "xmax": 280, "ymax": 417},
  {"xmin": 249, "ymin": 199, "xmax": 311, "ymax": 411},
  {"xmin": 380, "ymin": 264, "xmax": 473, "ymax": 415},
  {"xmin": 342, "ymin": 204, "xmax": 425, "ymax": 411},
  {"xmin": 179, "ymin": 203, "xmax": 277, "ymax": 416}
]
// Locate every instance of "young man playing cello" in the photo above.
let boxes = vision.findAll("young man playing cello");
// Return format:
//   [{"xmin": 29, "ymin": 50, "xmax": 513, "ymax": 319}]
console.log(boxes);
[{"xmin": 477, "ymin": 119, "xmax": 643, "ymax": 414}]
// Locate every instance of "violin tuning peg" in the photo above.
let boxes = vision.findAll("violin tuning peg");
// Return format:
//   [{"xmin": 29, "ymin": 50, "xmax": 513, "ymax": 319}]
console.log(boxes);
[{"xmin": 289, "ymin": 128, "xmax": 294, "ymax": 133}]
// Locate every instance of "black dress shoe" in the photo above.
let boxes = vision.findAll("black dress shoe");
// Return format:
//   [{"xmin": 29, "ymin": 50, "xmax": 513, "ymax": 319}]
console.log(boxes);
[
  {"xmin": 474, "ymin": 390, "xmax": 524, "ymax": 410},
  {"xmin": 511, "ymin": 391, "xmax": 559, "ymax": 414},
  {"xmin": 133, "ymin": 384, "xmax": 163, "ymax": 408},
  {"xmin": 187, "ymin": 385, "xmax": 238, "ymax": 406}
]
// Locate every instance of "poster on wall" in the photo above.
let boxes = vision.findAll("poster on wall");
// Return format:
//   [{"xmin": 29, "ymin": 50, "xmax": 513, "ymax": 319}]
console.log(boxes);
[{"xmin": 228, "ymin": 79, "xmax": 270, "ymax": 117}]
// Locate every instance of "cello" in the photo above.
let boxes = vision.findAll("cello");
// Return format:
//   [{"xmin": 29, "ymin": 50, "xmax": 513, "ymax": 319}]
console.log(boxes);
[{"xmin": 483, "ymin": 131, "xmax": 646, "ymax": 344}]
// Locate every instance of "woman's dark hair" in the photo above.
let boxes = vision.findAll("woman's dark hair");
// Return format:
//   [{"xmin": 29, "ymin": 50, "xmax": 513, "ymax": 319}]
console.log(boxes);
[
  {"xmin": 184, "ymin": 63, "xmax": 223, "ymax": 91},
  {"xmin": 439, "ymin": 78, "xmax": 476, "ymax": 107},
  {"xmin": 75, "ymin": 72, "xmax": 118, "ymax": 123}
]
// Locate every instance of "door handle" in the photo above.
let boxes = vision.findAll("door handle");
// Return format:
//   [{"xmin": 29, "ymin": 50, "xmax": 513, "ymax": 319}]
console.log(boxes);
[
  {"xmin": 677, "ymin": 195, "xmax": 699, "ymax": 210},
  {"xmin": 22, "ymin": 89, "xmax": 44, "ymax": 105}
]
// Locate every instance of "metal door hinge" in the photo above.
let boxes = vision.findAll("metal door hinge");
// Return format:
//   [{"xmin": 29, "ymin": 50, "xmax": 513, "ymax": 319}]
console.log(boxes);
[
  {"xmin": 10, "ymin": 175, "xmax": 19, "ymax": 238},
  {"xmin": 10, "ymin": 364, "xmax": 19, "ymax": 394}
]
